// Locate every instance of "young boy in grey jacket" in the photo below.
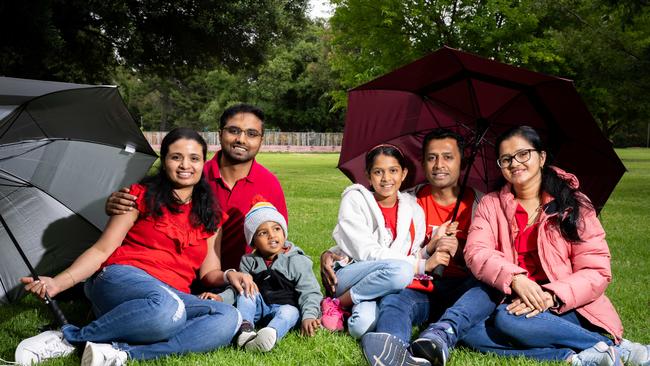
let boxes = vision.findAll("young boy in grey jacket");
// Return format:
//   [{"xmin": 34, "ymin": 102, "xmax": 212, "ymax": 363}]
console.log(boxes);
[{"xmin": 208, "ymin": 199, "xmax": 322, "ymax": 352}]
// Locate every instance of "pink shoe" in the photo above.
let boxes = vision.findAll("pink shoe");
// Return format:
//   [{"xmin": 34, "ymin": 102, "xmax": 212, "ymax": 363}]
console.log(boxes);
[{"xmin": 321, "ymin": 297, "xmax": 347, "ymax": 331}]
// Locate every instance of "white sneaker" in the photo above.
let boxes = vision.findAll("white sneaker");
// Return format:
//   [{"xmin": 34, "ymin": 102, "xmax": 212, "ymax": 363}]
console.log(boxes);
[
  {"xmin": 244, "ymin": 327, "xmax": 277, "ymax": 352},
  {"xmin": 14, "ymin": 330, "xmax": 76, "ymax": 365},
  {"xmin": 618, "ymin": 339, "xmax": 650, "ymax": 366},
  {"xmin": 81, "ymin": 342, "xmax": 127, "ymax": 366},
  {"xmin": 572, "ymin": 341, "xmax": 623, "ymax": 366}
]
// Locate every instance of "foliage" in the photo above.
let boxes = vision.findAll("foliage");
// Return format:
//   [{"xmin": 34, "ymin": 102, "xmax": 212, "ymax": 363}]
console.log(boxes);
[
  {"xmin": 328, "ymin": 0, "xmax": 566, "ymax": 109},
  {"xmin": 328, "ymin": 0, "xmax": 650, "ymax": 144},
  {"xmin": 121, "ymin": 19, "xmax": 343, "ymax": 132},
  {"xmin": 0, "ymin": 0, "xmax": 308, "ymax": 83}
]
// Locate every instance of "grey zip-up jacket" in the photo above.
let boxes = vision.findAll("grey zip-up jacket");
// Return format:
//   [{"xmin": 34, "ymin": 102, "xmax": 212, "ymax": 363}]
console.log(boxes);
[{"xmin": 219, "ymin": 242, "xmax": 322, "ymax": 320}]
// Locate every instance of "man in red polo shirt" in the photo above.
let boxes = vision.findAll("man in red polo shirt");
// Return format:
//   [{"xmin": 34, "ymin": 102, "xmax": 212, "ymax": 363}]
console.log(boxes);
[{"xmin": 106, "ymin": 104, "xmax": 287, "ymax": 270}]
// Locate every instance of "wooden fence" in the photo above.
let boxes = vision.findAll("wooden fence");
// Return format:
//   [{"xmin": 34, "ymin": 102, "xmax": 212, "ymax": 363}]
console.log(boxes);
[{"xmin": 143, "ymin": 131, "xmax": 343, "ymax": 152}]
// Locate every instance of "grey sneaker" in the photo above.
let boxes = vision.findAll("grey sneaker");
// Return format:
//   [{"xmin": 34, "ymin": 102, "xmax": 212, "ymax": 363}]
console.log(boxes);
[
  {"xmin": 236, "ymin": 321, "xmax": 257, "ymax": 348},
  {"xmin": 571, "ymin": 341, "xmax": 623, "ymax": 366},
  {"xmin": 14, "ymin": 330, "xmax": 76, "ymax": 365},
  {"xmin": 81, "ymin": 342, "xmax": 127, "ymax": 366},
  {"xmin": 361, "ymin": 332, "xmax": 431, "ymax": 366},
  {"xmin": 618, "ymin": 339, "xmax": 650, "ymax": 366},
  {"xmin": 244, "ymin": 327, "xmax": 277, "ymax": 352}
]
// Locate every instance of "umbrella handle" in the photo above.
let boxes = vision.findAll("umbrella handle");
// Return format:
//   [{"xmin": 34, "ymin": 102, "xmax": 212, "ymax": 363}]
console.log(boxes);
[
  {"xmin": 432, "ymin": 265, "xmax": 445, "ymax": 278},
  {"xmin": 43, "ymin": 293, "xmax": 69, "ymax": 326}
]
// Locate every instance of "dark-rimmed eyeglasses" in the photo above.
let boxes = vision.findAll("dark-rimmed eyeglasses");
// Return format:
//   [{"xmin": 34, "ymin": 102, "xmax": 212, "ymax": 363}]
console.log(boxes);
[
  {"xmin": 497, "ymin": 148, "xmax": 537, "ymax": 168},
  {"xmin": 222, "ymin": 126, "xmax": 263, "ymax": 139}
]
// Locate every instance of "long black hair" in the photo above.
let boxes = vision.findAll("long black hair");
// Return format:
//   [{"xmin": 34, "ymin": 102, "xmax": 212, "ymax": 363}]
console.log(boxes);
[
  {"xmin": 365, "ymin": 144, "xmax": 408, "ymax": 173},
  {"xmin": 140, "ymin": 127, "xmax": 220, "ymax": 233},
  {"xmin": 495, "ymin": 126, "xmax": 591, "ymax": 242}
]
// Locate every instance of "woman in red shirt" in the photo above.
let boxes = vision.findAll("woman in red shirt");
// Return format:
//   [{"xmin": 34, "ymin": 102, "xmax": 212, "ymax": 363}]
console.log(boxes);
[{"xmin": 15, "ymin": 128, "xmax": 253, "ymax": 366}]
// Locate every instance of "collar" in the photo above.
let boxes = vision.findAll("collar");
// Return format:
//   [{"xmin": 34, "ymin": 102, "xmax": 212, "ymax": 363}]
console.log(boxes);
[{"xmin": 207, "ymin": 150, "xmax": 261, "ymax": 183}]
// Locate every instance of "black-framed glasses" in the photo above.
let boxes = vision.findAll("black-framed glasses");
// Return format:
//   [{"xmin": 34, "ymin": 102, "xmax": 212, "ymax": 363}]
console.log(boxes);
[
  {"xmin": 497, "ymin": 148, "xmax": 537, "ymax": 168},
  {"xmin": 222, "ymin": 126, "xmax": 263, "ymax": 139}
]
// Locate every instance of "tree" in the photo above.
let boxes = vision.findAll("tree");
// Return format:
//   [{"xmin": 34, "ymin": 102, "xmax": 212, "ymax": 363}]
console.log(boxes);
[
  {"xmin": 0, "ymin": 0, "xmax": 308, "ymax": 83},
  {"xmin": 545, "ymin": 0, "xmax": 650, "ymax": 144},
  {"xmin": 328, "ymin": 0, "xmax": 564, "ymax": 109}
]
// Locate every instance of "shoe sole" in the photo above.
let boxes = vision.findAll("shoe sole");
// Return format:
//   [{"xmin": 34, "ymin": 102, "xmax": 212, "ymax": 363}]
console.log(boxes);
[
  {"xmin": 81, "ymin": 342, "xmax": 96, "ymax": 366},
  {"xmin": 362, "ymin": 333, "xmax": 431, "ymax": 366},
  {"xmin": 411, "ymin": 338, "xmax": 446, "ymax": 366}
]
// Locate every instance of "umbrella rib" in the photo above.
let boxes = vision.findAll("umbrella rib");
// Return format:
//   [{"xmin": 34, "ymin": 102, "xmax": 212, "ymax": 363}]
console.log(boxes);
[
  {"xmin": 0, "ymin": 167, "xmax": 103, "ymax": 231},
  {"xmin": 0, "ymin": 104, "xmax": 27, "ymax": 140}
]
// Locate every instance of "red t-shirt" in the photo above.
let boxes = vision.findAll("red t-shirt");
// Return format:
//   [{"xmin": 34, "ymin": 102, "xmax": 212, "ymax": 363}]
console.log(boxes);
[
  {"xmin": 103, "ymin": 184, "xmax": 215, "ymax": 293},
  {"xmin": 416, "ymin": 185, "xmax": 475, "ymax": 278},
  {"xmin": 378, "ymin": 201, "xmax": 398, "ymax": 241},
  {"xmin": 203, "ymin": 151, "xmax": 288, "ymax": 270},
  {"xmin": 514, "ymin": 203, "xmax": 548, "ymax": 284}
]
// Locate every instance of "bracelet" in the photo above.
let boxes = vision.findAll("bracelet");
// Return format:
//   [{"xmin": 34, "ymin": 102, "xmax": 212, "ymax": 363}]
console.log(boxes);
[
  {"xmin": 63, "ymin": 270, "xmax": 76, "ymax": 286},
  {"xmin": 223, "ymin": 269, "xmax": 236, "ymax": 285}
]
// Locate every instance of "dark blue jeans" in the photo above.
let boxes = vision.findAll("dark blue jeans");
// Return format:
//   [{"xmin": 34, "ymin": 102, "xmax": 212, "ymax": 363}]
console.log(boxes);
[
  {"xmin": 460, "ymin": 303, "xmax": 614, "ymax": 361},
  {"xmin": 62, "ymin": 265, "xmax": 241, "ymax": 360},
  {"xmin": 375, "ymin": 275, "xmax": 480, "ymax": 344}
]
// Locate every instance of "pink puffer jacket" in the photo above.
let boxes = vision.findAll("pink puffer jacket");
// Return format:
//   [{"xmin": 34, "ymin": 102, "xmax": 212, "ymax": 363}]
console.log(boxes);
[{"xmin": 464, "ymin": 166, "xmax": 623, "ymax": 341}]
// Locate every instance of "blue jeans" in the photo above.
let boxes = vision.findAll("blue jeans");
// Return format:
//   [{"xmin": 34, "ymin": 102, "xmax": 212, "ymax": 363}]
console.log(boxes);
[
  {"xmin": 418, "ymin": 280, "xmax": 613, "ymax": 362},
  {"xmin": 460, "ymin": 303, "xmax": 613, "ymax": 362},
  {"xmin": 237, "ymin": 293, "xmax": 300, "ymax": 340},
  {"xmin": 61, "ymin": 265, "xmax": 241, "ymax": 360},
  {"xmin": 375, "ymin": 275, "xmax": 481, "ymax": 344},
  {"xmin": 335, "ymin": 259, "xmax": 413, "ymax": 339}
]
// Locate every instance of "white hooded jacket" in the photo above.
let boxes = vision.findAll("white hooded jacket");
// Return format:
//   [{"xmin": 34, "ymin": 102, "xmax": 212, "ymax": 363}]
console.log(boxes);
[{"xmin": 330, "ymin": 184, "xmax": 428, "ymax": 274}]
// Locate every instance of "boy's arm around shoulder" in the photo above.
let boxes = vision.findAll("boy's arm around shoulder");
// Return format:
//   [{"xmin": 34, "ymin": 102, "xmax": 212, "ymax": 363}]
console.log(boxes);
[{"xmin": 290, "ymin": 253, "xmax": 323, "ymax": 320}]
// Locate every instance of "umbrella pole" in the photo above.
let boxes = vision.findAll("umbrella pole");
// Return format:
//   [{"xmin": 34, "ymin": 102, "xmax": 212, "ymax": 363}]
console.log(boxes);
[
  {"xmin": 432, "ymin": 119, "xmax": 491, "ymax": 277},
  {"xmin": 0, "ymin": 213, "xmax": 68, "ymax": 326}
]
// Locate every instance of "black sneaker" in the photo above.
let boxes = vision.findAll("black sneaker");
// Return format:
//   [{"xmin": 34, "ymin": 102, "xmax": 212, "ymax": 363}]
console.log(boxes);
[{"xmin": 410, "ymin": 334, "xmax": 449, "ymax": 366}]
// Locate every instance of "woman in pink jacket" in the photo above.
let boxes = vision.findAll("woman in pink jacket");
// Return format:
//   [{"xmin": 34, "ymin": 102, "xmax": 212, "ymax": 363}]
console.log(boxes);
[
  {"xmin": 462, "ymin": 126, "xmax": 648, "ymax": 366},
  {"xmin": 409, "ymin": 126, "xmax": 649, "ymax": 366}
]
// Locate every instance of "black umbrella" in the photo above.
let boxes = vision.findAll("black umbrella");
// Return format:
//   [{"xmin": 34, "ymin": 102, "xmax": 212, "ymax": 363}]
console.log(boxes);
[{"xmin": 0, "ymin": 77, "xmax": 157, "ymax": 324}]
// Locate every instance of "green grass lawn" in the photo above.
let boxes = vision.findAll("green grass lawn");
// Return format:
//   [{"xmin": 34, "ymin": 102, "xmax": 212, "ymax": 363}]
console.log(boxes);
[{"xmin": 1, "ymin": 149, "xmax": 648, "ymax": 366}]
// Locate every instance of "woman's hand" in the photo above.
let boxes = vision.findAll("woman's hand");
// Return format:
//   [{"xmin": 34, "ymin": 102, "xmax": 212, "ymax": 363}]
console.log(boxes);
[
  {"xmin": 301, "ymin": 318, "xmax": 321, "ymax": 337},
  {"xmin": 227, "ymin": 271, "xmax": 258, "ymax": 298},
  {"xmin": 21, "ymin": 276, "xmax": 62, "ymax": 299},
  {"xmin": 320, "ymin": 251, "xmax": 342, "ymax": 297},
  {"xmin": 507, "ymin": 292, "xmax": 555, "ymax": 318},
  {"xmin": 510, "ymin": 274, "xmax": 548, "ymax": 312},
  {"xmin": 198, "ymin": 292, "xmax": 223, "ymax": 301}
]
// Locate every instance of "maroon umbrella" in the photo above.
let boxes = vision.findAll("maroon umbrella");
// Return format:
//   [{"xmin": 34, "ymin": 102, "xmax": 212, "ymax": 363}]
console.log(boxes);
[{"xmin": 338, "ymin": 46, "xmax": 625, "ymax": 213}]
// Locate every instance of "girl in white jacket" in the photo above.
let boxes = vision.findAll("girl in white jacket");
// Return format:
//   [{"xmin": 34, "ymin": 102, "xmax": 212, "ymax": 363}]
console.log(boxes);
[{"xmin": 321, "ymin": 144, "xmax": 452, "ymax": 338}]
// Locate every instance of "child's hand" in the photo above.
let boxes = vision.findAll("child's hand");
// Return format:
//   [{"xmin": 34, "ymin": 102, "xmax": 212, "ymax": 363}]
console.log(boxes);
[
  {"xmin": 424, "ymin": 250, "xmax": 451, "ymax": 272},
  {"xmin": 300, "ymin": 318, "xmax": 321, "ymax": 337},
  {"xmin": 198, "ymin": 292, "xmax": 223, "ymax": 301}
]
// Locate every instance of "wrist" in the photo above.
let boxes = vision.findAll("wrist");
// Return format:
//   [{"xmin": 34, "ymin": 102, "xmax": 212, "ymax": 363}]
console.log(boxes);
[{"xmin": 223, "ymin": 269, "xmax": 236, "ymax": 285}]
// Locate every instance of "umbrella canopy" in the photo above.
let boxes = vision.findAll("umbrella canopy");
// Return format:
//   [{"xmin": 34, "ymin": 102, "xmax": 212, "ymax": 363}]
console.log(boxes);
[
  {"xmin": 338, "ymin": 46, "xmax": 625, "ymax": 212},
  {"xmin": 0, "ymin": 77, "xmax": 158, "ymax": 304}
]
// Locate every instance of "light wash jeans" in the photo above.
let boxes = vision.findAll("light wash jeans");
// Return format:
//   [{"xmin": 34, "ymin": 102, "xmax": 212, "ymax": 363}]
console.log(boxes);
[
  {"xmin": 237, "ymin": 292, "xmax": 300, "ymax": 340},
  {"xmin": 62, "ymin": 265, "xmax": 241, "ymax": 360},
  {"xmin": 335, "ymin": 259, "xmax": 413, "ymax": 339}
]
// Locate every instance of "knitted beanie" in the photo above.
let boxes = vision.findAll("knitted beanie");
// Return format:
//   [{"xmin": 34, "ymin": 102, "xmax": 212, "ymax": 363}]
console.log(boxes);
[{"xmin": 244, "ymin": 197, "xmax": 288, "ymax": 246}]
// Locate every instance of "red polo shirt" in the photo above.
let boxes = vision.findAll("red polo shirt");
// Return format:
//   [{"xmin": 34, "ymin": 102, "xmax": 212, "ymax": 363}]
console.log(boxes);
[{"xmin": 203, "ymin": 151, "xmax": 288, "ymax": 270}]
